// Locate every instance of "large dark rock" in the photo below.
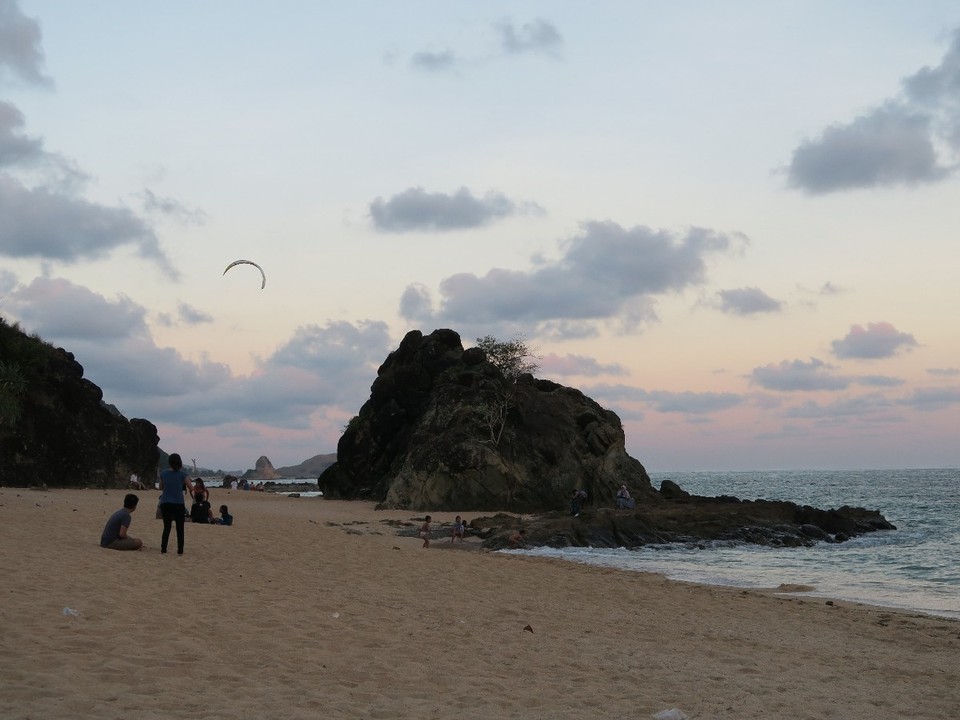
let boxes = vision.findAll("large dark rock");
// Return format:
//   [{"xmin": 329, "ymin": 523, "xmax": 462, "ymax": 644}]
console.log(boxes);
[
  {"xmin": 0, "ymin": 317, "xmax": 160, "ymax": 487},
  {"xmin": 320, "ymin": 329, "xmax": 657, "ymax": 511},
  {"xmin": 320, "ymin": 327, "xmax": 897, "ymax": 548}
]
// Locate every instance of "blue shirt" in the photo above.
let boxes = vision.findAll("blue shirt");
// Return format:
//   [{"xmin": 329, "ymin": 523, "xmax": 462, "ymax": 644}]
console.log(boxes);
[
  {"xmin": 159, "ymin": 469, "xmax": 189, "ymax": 504},
  {"xmin": 100, "ymin": 508, "xmax": 131, "ymax": 547}
]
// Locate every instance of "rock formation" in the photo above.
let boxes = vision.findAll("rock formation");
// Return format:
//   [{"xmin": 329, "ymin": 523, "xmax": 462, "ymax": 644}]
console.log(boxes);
[
  {"xmin": 320, "ymin": 327, "xmax": 896, "ymax": 548},
  {"xmin": 320, "ymin": 328, "xmax": 657, "ymax": 511},
  {"xmin": 474, "ymin": 493, "xmax": 896, "ymax": 550},
  {"xmin": 0, "ymin": 317, "xmax": 160, "ymax": 487},
  {"xmin": 242, "ymin": 455, "xmax": 281, "ymax": 481}
]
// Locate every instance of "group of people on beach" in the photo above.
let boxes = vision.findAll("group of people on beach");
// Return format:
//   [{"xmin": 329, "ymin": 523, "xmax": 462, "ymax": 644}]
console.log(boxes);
[
  {"xmin": 416, "ymin": 514, "xmax": 527, "ymax": 549},
  {"xmin": 99, "ymin": 453, "xmax": 233, "ymax": 553}
]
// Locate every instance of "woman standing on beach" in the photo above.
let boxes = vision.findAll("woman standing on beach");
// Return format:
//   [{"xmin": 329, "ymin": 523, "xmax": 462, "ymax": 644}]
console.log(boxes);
[{"xmin": 159, "ymin": 453, "xmax": 194, "ymax": 555}]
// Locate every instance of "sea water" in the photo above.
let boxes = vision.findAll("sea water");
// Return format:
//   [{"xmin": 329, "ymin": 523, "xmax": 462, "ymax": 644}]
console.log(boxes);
[{"xmin": 519, "ymin": 469, "xmax": 960, "ymax": 620}]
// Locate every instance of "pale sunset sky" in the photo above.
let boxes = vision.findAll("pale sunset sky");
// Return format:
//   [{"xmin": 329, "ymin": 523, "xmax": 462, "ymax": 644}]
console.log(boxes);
[{"xmin": 2, "ymin": 0, "xmax": 959, "ymax": 472}]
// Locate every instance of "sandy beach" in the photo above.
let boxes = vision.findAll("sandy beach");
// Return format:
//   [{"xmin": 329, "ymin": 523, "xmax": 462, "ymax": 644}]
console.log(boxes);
[{"xmin": 1, "ymin": 487, "xmax": 957, "ymax": 720}]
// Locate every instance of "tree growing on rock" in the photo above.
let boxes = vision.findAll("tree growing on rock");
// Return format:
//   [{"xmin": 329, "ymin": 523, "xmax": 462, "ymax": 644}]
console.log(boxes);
[{"xmin": 474, "ymin": 334, "xmax": 540, "ymax": 446}]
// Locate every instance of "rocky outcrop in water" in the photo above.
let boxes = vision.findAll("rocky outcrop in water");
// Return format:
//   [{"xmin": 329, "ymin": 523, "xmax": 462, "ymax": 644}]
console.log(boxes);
[
  {"xmin": 319, "ymin": 329, "xmax": 657, "ymax": 512},
  {"xmin": 475, "ymin": 489, "xmax": 897, "ymax": 549},
  {"xmin": 0, "ymin": 317, "xmax": 160, "ymax": 488}
]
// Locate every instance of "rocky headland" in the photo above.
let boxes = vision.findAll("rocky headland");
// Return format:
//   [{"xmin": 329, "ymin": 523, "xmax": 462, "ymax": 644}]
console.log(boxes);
[
  {"xmin": 0, "ymin": 317, "xmax": 159, "ymax": 487},
  {"xmin": 320, "ymin": 328, "xmax": 896, "ymax": 549}
]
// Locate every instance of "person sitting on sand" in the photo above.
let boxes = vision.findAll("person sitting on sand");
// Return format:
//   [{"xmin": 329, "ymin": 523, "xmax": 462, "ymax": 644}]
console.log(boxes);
[
  {"xmin": 419, "ymin": 516, "xmax": 432, "ymax": 548},
  {"xmin": 191, "ymin": 478, "xmax": 210, "ymax": 502},
  {"xmin": 450, "ymin": 515, "xmax": 466, "ymax": 543},
  {"xmin": 507, "ymin": 529, "xmax": 527, "ymax": 548},
  {"xmin": 100, "ymin": 493, "xmax": 143, "ymax": 550},
  {"xmin": 190, "ymin": 493, "xmax": 213, "ymax": 523},
  {"xmin": 214, "ymin": 505, "xmax": 233, "ymax": 526}
]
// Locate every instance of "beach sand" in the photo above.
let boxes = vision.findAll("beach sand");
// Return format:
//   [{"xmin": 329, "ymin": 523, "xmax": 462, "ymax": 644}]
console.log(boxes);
[{"xmin": 1, "ymin": 487, "xmax": 957, "ymax": 720}]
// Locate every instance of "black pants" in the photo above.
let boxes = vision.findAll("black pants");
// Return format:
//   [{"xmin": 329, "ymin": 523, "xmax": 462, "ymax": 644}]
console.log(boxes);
[{"xmin": 160, "ymin": 502, "xmax": 186, "ymax": 553}]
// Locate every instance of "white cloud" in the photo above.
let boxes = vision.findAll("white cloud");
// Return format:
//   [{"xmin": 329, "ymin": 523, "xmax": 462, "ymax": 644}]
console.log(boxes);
[
  {"xmin": 370, "ymin": 186, "xmax": 525, "ymax": 232},
  {"xmin": 831, "ymin": 322, "xmax": 917, "ymax": 360},
  {"xmin": 716, "ymin": 286, "xmax": 784, "ymax": 316},
  {"xmin": 402, "ymin": 220, "xmax": 743, "ymax": 334},
  {"xmin": 750, "ymin": 357, "xmax": 850, "ymax": 392},
  {"xmin": 0, "ymin": 0, "xmax": 51, "ymax": 86},
  {"xmin": 787, "ymin": 29, "xmax": 960, "ymax": 193},
  {"xmin": 495, "ymin": 18, "xmax": 562, "ymax": 56}
]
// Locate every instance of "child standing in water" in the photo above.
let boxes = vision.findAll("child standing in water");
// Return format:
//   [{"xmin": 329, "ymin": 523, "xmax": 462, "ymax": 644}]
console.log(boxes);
[{"xmin": 419, "ymin": 516, "xmax": 432, "ymax": 548}]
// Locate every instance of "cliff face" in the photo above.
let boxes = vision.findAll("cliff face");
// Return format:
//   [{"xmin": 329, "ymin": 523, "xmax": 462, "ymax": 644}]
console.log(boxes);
[
  {"xmin": 0, "ymin": 318, "xmax": 160, "ymax": 487},
  {"xmin": 320, "ymin": 329, "xmax": 656, "ymax": 511}
]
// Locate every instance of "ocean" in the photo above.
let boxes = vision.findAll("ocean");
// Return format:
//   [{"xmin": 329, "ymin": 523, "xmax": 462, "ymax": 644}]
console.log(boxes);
[{"xmin": 518, "ymin": 469, "xmax": 960, "ymax": 620}]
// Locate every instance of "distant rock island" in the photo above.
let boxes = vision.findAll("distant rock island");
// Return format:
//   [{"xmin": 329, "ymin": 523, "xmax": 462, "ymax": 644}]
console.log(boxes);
[
  {"xmin": 239, "ymin": 453, "xmax": 336, "ymax": 481},
  {"xmin": 320, "ymin": 328, "xmax": 895, "ymax": 548}
]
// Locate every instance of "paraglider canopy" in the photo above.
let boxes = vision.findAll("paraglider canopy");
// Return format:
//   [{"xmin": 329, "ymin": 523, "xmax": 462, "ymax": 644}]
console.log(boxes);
[{"xmin": 222, "ymin": 259, "xmax": 266, "ymax": 290}]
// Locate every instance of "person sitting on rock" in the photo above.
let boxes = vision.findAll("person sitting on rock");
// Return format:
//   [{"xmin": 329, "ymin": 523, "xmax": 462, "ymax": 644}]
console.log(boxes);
[
  {"xmin": 508, "ymin": 529, "xmax": 527, "ymax": 548},
  {"xmin": 616, "ymin": 484, "xmax": 636, "ymax": 509}
]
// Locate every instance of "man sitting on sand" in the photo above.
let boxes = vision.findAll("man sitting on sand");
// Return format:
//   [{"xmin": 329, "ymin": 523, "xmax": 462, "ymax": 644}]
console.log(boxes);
[{"xmin": 100, "ymin": 493, "xmax": 143, "ymax": 551}]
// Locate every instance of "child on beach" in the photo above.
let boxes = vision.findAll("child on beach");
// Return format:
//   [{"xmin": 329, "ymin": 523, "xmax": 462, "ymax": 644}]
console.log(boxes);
[
  {"xmin": 450, "ymin": 515, "xmax": 465, "ymax": 543},
  {"xmin": 419, "ymin": 516, "xmax": 432, "ymax": 548},
  {"xmin": 215, "ymin": 505, "xmax": 233, "ymax": 526}
]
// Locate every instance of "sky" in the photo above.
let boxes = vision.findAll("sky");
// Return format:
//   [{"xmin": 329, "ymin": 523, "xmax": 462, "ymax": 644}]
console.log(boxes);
[{"xmin": 1, "ymin": 0, "xmax": 959, "ymax": 473}]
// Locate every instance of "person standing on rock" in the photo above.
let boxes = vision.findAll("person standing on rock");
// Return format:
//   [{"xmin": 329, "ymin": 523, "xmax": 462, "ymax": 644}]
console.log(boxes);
[{"xmin": 159, "ymin": 453, "xmax": 194, "ymax": 555}]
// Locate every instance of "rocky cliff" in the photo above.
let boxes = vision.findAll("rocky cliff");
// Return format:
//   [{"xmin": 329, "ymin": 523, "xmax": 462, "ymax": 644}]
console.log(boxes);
[
  {"xmin": 319, "ymin": 328, "xmax": 657, "ymax": 511},
  {"xmin": 0, "ymin": 317, "xmax": 160, "ymax": 487}
]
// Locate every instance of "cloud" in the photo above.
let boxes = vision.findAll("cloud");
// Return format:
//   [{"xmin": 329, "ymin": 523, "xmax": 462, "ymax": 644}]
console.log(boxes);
[
  {"xmin": 370, "ymin": 186, "xmax": 534, "ymax": 232},
  {"xmin": 141, "ymin": 189, "xmax": 207, "ymax": 226},
  {"xmin": 538, "ymin": 353, "xmax": 627, "ymax": 378},
  {"xmin": 784, "ymin": 393, "xmax": 895, "ymax": 419},
  {"xmin": 831, "ymin": 321, "xmax": 917, "ymax": 359},
  {"xmin": 899, "ymin": 386, "xmax": 960, "ymax": 411},
  {"xmin": 401, "ymin": 220, "xmax": 743, "ymax": 333},
  {"xmin": 410, "ymin": 50, "xmax": 458, "ymax": 72},
  {"xmin": 750, "ymin": 357, "xmax": 850, "ymax": 392},
  {"xmin": 787, "ymin": 29, "xmax": 960, "ymax": 193},
  {"xmin": 0, "ymin": 175, "xmax": 174, "ymax": 274},
  {"xmin": 787, "ymin": 104, "xmax": 948, "ymax": 193},
  {"xmin": 856, "ymin": 374, "xmax": 905, "ymax": 388},
  {"xmin": 3, "ymin": 276, "xmax": 392, "ymax": 433},
  {"xmin": 7, "ymin": 276, "xmax": 147, "ymax": 340},
  {"xmin": 586, "ymin": 383, "xmax": 743, "ymax": 414},
  {"xmin": 0, "ymin": 99, "xmax": 43, "ymax": 166},
  {"xmin": 0, "ymin": 0, "xmax": 51, "ymax": 86},
  {"xmin": 716, "ymin": 286, "xmax": 784, "ymax": 315},
  {"xmin": 495, "ymin": 18, "xmax": 562, "ymax": 56},
  {"xmin": 927, "ymin": 367, "xmax": 960, "ymax": 377},
  {"xmin": 178, "ymin": 303, "xmax": 212, "ymax": 325}
]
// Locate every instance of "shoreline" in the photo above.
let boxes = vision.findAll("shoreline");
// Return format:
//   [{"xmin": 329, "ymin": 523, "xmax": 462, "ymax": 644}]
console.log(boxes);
[{"xmin": 2, "ymin": 488, "xmax": 958, "ymax": 719}]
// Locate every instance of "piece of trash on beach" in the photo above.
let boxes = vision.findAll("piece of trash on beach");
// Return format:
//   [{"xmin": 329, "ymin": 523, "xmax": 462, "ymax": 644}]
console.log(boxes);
[
  {"xmin": 653, "ymin": 709, "xmax": 688, "ymax": 720},
  {"xmin": 523, "ymin": 624, "xmax": 533, "ymax": 633},
  {"xmin": 331, "ymin": 612, "xmax": 340, "ymax": 619},
  {"xmin": 62, "ymin": 607, "xmax": 81, "ymax": 618}
]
